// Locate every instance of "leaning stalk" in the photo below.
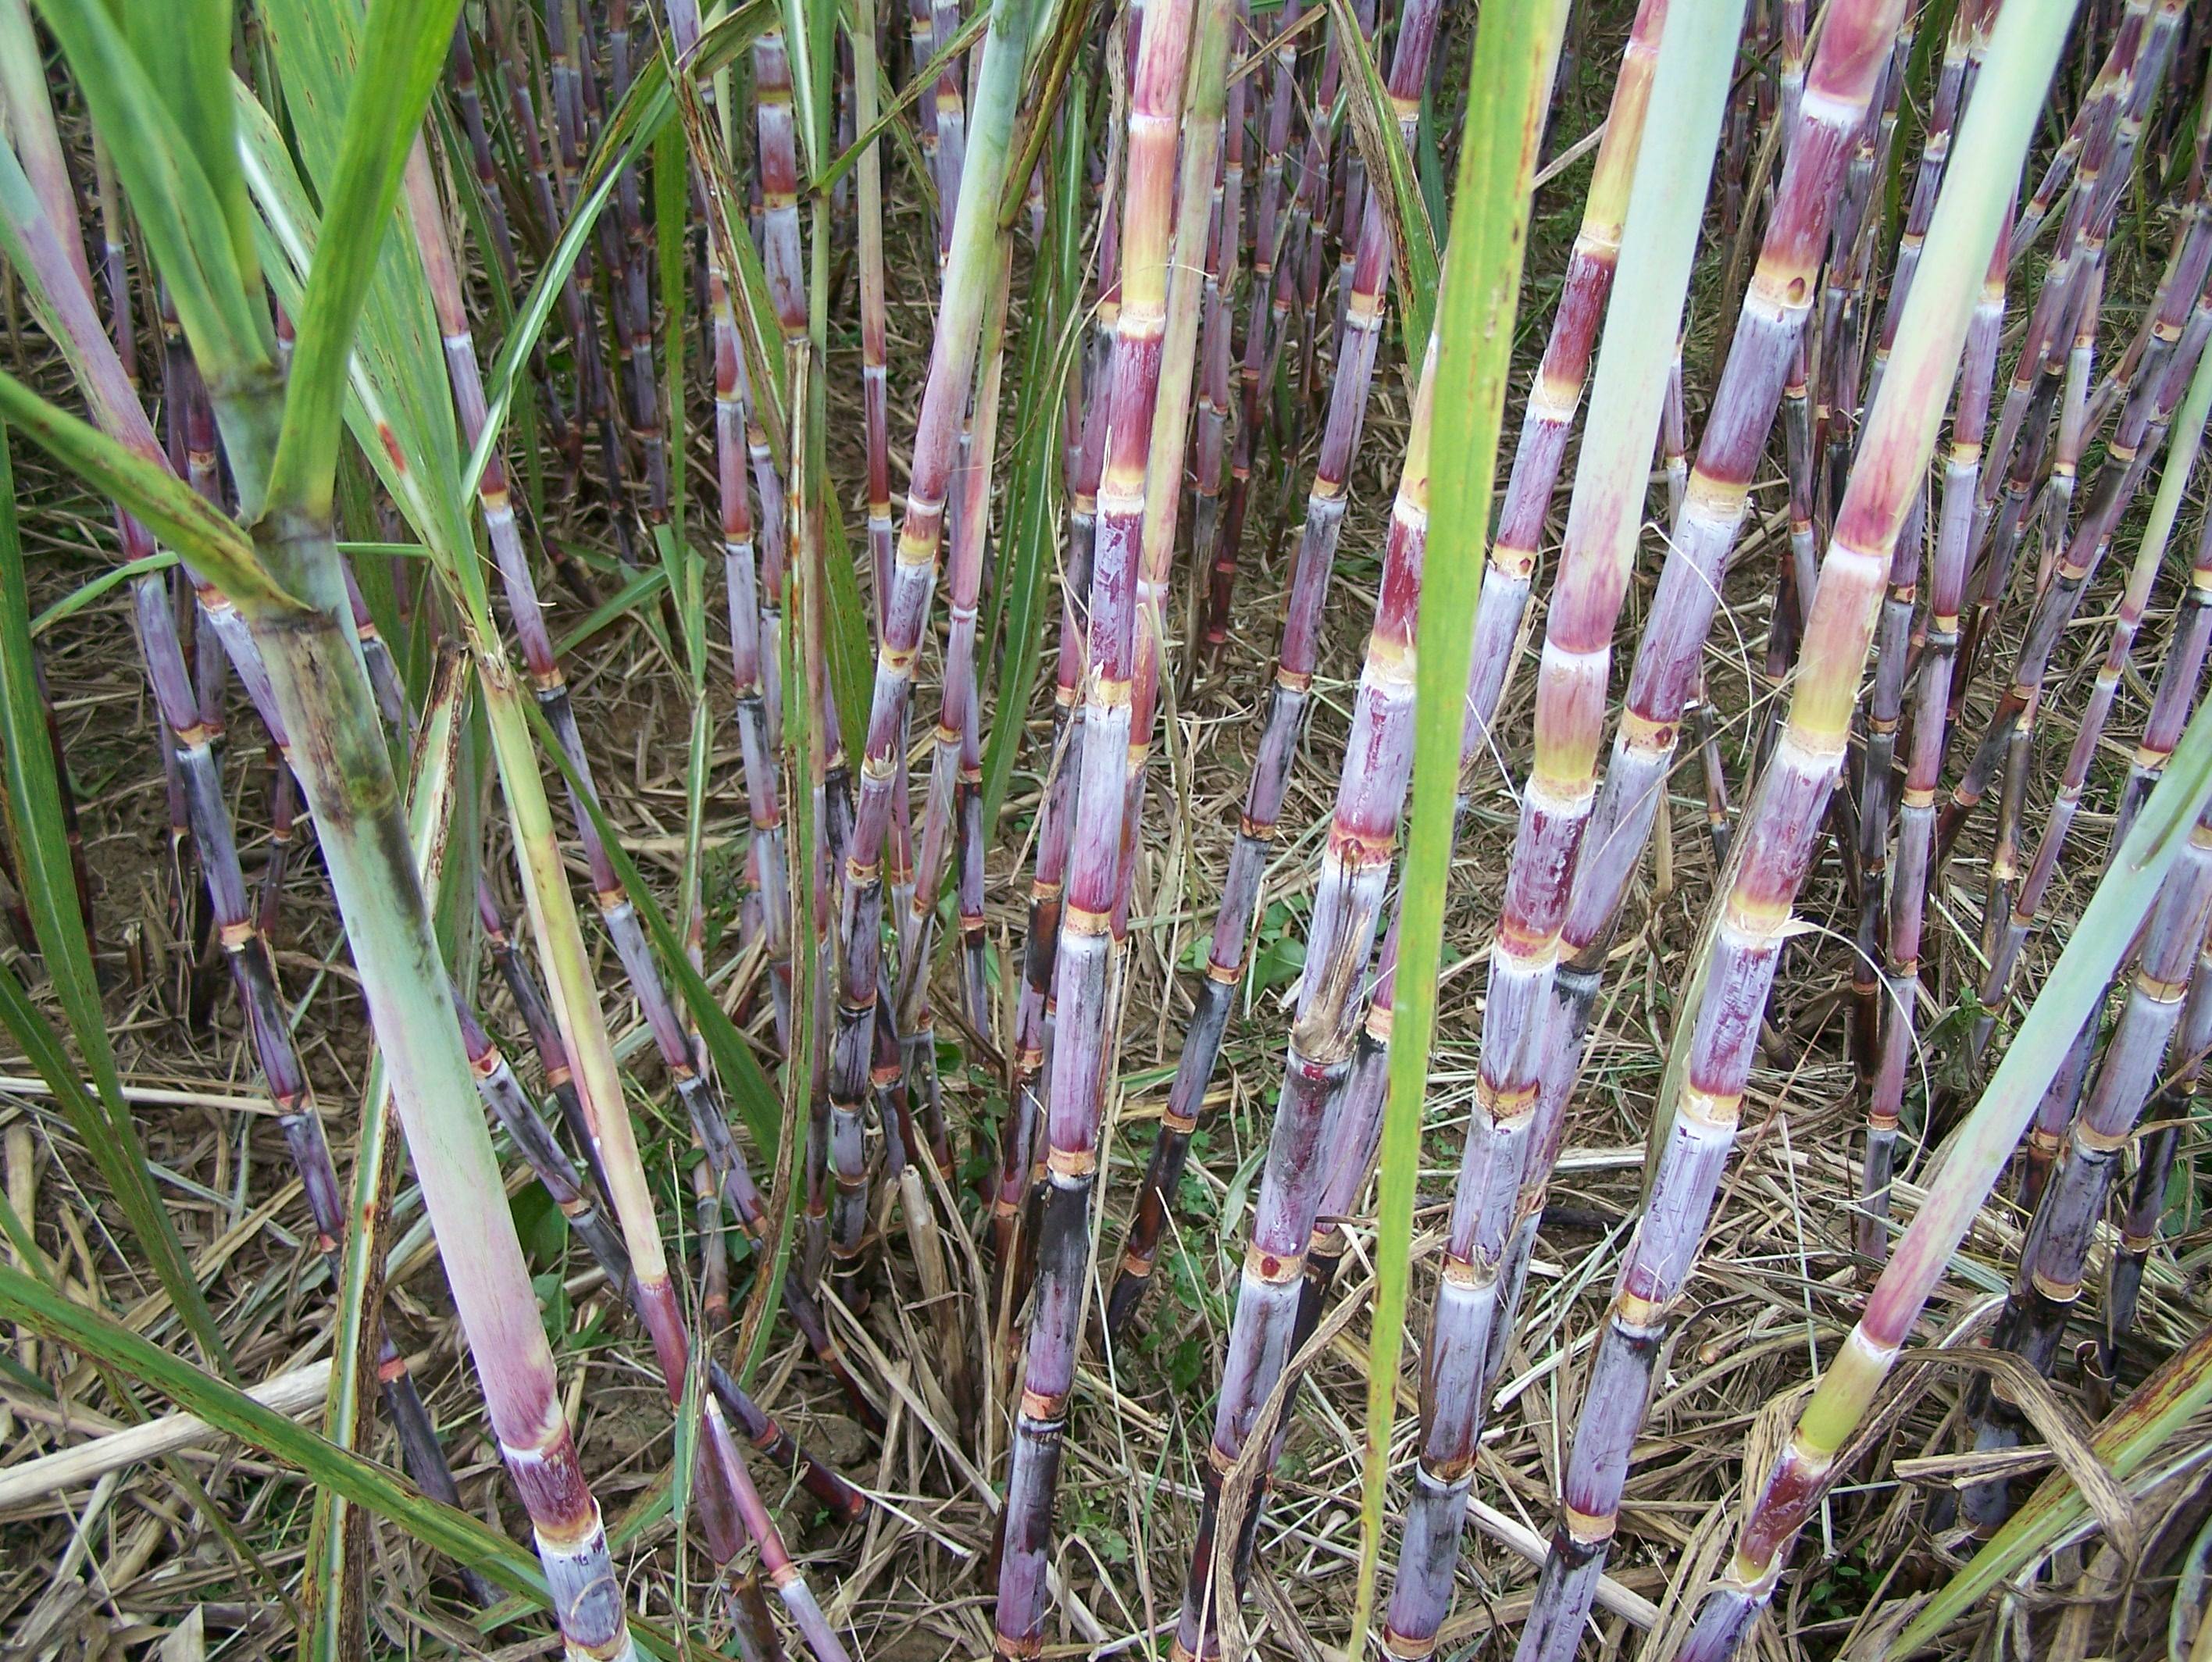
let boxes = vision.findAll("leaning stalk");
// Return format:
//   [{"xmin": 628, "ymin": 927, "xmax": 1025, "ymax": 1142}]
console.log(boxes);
[
  {"xmin": 1513, "ymin": 3, "xmax": 2068, "ymax": 1650},
  {"xmin": 1118, "ymin": 0, "xmax": 1443, "ymax": 1344},
  {"xmin": 1459, "ymin": 0, "xmax": 1668, "ymax": 761},
  {"xmin": 1384, "ymin": 0, "xmax": 1749, "ymax": 1649},
  {"xmin": 826, "ymin": 0, "xmax": 1033, "ymax": 1287},
  {"xmin": 1678, "ymin": 672, "xmax": 2212, "ymax": 1658}
]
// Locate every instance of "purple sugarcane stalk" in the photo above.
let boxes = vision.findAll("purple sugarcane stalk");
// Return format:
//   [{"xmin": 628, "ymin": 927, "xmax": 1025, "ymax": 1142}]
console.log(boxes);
[
  {"xmin": 406, "ymin": 154, "xmax": 776, "ymax": 1275},
  {"xmin": 1197, "ymin": 0, "xmax": 1299, "ymax": 667},
  {"xmin": 1385, "ymin": 0, "xmax": 1752, "ymax": 1645},
  {"xmin": 1104, "ymin": 0, "xmax": 1443, "ymax": 1343},
  {"xmin": 1517, "ymin": 0, "xmax": 2062, "ymax": 1642},
  {"xmin": 1939, "ymin": 255, "xmax": 2210, "ymax": 863},
  {"xmin": 1460, "ymin": 0, "xmax": 1669, "ymax": 769},
  {"xmin": 823, "ymin": 0, "xmax": 1031, "ymax": 1310},
  {"xmin": 994, "ymin": 0, "xmax": 1199, "ymax": 1642},
  {"xmin": 1490, "ymin": 0, "xmax": 1905, "ymax": 1376},
  {"xmin": 2106, "ymin": 934, "xmax": 2210, "ymax": 1356},
  {"xmin": 1860, "ymin": 222, "xmax": 2009, "ymax": 1261}
]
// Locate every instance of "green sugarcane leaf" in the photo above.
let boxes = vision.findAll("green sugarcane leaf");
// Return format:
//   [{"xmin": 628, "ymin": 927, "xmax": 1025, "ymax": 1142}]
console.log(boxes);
[
  {"xmin": 979, "ymin": 112, "xmax": 1086, "ymax": 830},
  {"xmin": 523, "ymin": 698, "xmax": 783, "ymax": 1154},
  {"xmin": 821, "ymin": 495, "xmax": 873, "ymax": 767},
  {"xmin": 556, "ymin": 564, "xmax": 674, "ymax": 656},
  {"xmin": 32, "ymin": 0, "xmax": 273, "ymax": 391},
  {"xmin": 0, "ymin": 436, "xmax": 235, "ymax": 1379},
  {"xmin": 264, "ymin": 0, "xmax": 467, "ymax": 523},
  {"xmin": 31, "ymin": 552, "xmax": 177, "ymax": 636},
  {"xmin": 234, "ymin": 85, "xmax": 484, "ymax": 619},
  {"xmin": 1350, "ymin": 0, "xmax": 1569, "ymax": 1652},
  {"xmin": 127, "ymin": 0, "xmax": 253, "ymax": 283},
  {"xmin": 994, "ymin": 0, "xmax": 1095, "ymax": 233},
  {"xmin": 0, "ymin": 1259, "xmax": 673, "ymax": 1660},
  {"xmin": 1326, "ymin": 0, "xmax": 1440, "ymax": 357},
  {"xmin": 0, "ymin": 373, "xmax": 287, "ymax": 615}
]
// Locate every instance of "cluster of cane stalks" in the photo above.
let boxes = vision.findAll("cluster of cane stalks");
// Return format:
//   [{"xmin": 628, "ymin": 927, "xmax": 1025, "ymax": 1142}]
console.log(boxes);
[{"xmin": 4, "ymin": 0, "xmax": 2212, "ymax": 1655}]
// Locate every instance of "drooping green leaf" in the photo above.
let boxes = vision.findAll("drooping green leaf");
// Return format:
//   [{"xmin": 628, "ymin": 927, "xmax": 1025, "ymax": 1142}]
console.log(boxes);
[
  {"xmin": 31, "ymin": 552, "xmax": 177, "ymax": 636},
  {"xmin": 1326, "ymin": 0, "xmax": 1441, "ymax": 357},
  {"xmin": 33, "ymin": 0, "xmax": 274, "ymax": 392},
  {"xmin": 264, "ymin": 0, "xmax": 468, "ymax": 524},
  {"xmin": 0, "ymin": 434, "xmax": 235, "ymax": 1378},
  {"xmin": 0, "ymin": 373, "xmax": 287, "ymax": 615}
]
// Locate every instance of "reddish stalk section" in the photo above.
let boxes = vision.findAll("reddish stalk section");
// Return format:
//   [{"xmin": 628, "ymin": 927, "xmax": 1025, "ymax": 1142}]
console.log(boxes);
[
  {"xmin": 1489, "ymin": 0, "xmax": 1906, "ymax": 1450},
  {"xmin": 1389, "ymin": 0, "xmax": 1750, "ymax": 1642},
  {"xmin": 1107, "ymin": 0, "xmax": 1443, "ymax": 1344},
  {"xmin": 1547, "ymin": 0, "xmax": 2068, "ymax": 1644},
  {"xmin": 996, "ymin": 0, "xmax": 1198, "ymax": 1645},
  {"xmin": 1460, "ymin": 0, "xmax": 1668, "ymax": 763}
]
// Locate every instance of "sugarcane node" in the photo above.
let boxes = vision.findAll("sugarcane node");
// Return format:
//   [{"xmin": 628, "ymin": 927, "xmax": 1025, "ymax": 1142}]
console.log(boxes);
[
  {"xmin": 1382, "ymin": 1628, "xmax": 1440, "ymax": 1660},
  {"xmin": 1045, "ymin": 1143, "xmax": 1097, "ymax": 1181},
  {"xmin": 1017, "ymin": 1387, "xmax": 1067, "ymax": 1425},
  {"xmin": 2028, "ymin": 1268, "xmax": 2084, "ymax": 1304},
  {"xmin": 1243, "ymin": 1243, "xmax": 1303, "ymax": 1285},
  {"xmin": 1564, "ymin": 1504, "xmax": 1619, "ymax": 1546}
]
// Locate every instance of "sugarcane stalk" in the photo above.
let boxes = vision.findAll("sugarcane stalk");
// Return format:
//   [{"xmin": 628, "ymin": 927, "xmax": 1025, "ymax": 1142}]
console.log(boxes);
[
  {"xmin": 1515, "ymin": 0, "xmax": 1905, "ymax": 1308},
  {"xmin": 1101, "ymin": 0, "xmax": 1238, "ymax": 1336},
  {"xmin": 1860, "ymin": 220, "xmax": 2009, "ymax": 1261},
  {"xmin": 715, "ymin": 267, "xmax": 794, "ymax": 1051},
  {"xmin": 1460, "ymin": 0, "xmax": 1669, "ymax": 764},
  {"xmin": 176, "ymin": 381, "xmax": 647, "ymax": 1662},
  {"xmin": 406, "ymin": 151, "xmax": 779, "ymax": 1306},
  {"xmin": 824, "ymin": 0, "xmax": 1033, "ymax": 1301},
  {"xmin": 460, "ymin": 983, "xmax": 871, "ymax": 1525},
  {"xmin": 1947, "ymin": 0, "xmax": 2179, "ymax": 743},
  {"xmin": 1181, "ymin": 4, "xmax": 1243, "ymax": 677},
  {"xmin": 1671, "ymin": 664, "xmax": 2212, "ymax": 1662},
  {"xmin": 1514, "ymin": 2, "xmax": 2067, "ymax": 1647},
  {"xmin": 1958, "ymin": 799, "xmax": 2212, "ymax": 1533},
  {"xmin": 2121, "ymin": 511, "xmax": 2212, "ymax": 830},
  {"xmin": 992, "ymin": 0, "xmax": 1197, "ymax": 1642},
  {"xmin": 2104, "ymin": 944, "xmax": 2207, "ymax": 1358},
  {"xmin": 1939, "ymin": 263, "xmax": 2210, "ymax": 864},
  {"xmin": 896, "ymin": 255, "xmax": 1012, "ymax": 1112},
  {"xmin": 0, "ymin": 74, "xmax": 498, "ymax": 1582},
  {"xmin": 1195, "ymin": 0, "xmax": 1293, "ymax": 667},
  {"xmin": 1382, "ymin": 0, "xmax": 1749, "ymax": 1649},
  {"xmin": 1948, "ymin": 335, "xmax": 2212, "ymax": 1524},
  {"xmin": 1106, "ymin": 0, "xmax": 1442, "ymax": 1348},
  {"xmin": 2087, "ymin": 190, "xmax": 2211, "ymax": 436},
  {"xmin": 991, "ymin": 238, "xmax": 1098, "ymax": 1302},
  {"xmin": 483, "ymin": 672, "xmax": 865, "ymax": 1657},
  {"xmin": 1966, "ymin": 338, "xmax": 2212, "ymax": 1082}
]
